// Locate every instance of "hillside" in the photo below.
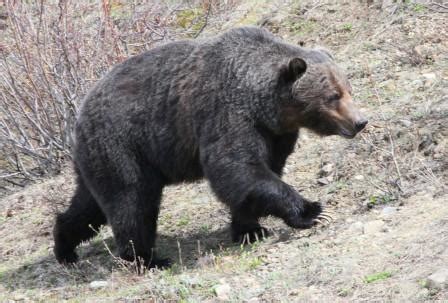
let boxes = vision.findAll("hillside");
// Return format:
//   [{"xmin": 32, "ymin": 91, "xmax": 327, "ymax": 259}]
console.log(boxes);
[{"xmin": 1, "ymin": 0, "xmax": 447, "ymax": 301}]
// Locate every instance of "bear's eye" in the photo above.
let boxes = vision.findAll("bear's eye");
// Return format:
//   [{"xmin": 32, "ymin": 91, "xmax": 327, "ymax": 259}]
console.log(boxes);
[{"xmin": 327, "ymin": 93, "xmax": 340, "ymax": 103}]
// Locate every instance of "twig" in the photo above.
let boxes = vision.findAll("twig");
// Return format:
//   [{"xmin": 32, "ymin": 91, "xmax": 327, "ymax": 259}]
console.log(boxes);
[
  {"xmin": 426, "ymin": 1, "xmax": 448, "ymax": 12},
  {"xmin": 372, "ymin": 86, "xmax": 404, "ymax": 191},
  {"xmin": 193, "ymin": 3, "xmax": 211, "ymax": 38}
]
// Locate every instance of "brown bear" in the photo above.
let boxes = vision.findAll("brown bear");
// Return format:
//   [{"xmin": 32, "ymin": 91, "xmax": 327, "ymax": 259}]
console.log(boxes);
[{"xmin": 53, "ymin": 26, "xmax": 367, "ymax": 268}]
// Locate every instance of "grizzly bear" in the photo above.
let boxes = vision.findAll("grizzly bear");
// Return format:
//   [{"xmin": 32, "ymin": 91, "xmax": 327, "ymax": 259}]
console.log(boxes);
[{"xmin": 53, "ymin": 26, "xmax": 367, "ymax": 268}]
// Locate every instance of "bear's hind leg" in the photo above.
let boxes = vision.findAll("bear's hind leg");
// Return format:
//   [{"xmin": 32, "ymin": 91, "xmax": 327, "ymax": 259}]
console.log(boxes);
[
  {"xmin": 104, "ymin": 175, "xmax": 169, "ymax": 269},
  {"xmin": 53, "ymin": 177, "xmax": 107, "ymax": 264}
]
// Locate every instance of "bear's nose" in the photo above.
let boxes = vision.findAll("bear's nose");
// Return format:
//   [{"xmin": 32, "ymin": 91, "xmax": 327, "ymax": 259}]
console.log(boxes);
[{"xmin": 355, "ymin": 119, "xmax": 368, "ymax": 132}]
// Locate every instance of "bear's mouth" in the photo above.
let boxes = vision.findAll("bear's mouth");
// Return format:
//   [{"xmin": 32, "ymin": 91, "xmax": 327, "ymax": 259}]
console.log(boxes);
[{"xmin": 338, "ymin": 128, "xmax": 357, "ymax": 139}]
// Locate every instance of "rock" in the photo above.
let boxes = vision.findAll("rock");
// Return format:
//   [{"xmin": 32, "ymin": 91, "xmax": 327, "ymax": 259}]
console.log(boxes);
[
  {"xmin": 89, "ymin": 280, "xmax": 109, "ymax": 289},
  {"xmin": 214, "ymin": 283, "xmax": 231, "ymax": 301},
  {"xmin": 354, "ymin": 174, "xmax": 365, "ymax": 181},
  {"xmin": 363, "ymin": 220, "xmax": 386, "ymax": 234},
  {"xmin": 381, "ymin": 206, "xmax": 398, "ymax": 216},
  {"xmin": 425, "ymin": 268, "xmax": 448, "ymax": 290},
  {"xmin": 349, "ymin": 221, "xmax": 364, "ymax": 234}
]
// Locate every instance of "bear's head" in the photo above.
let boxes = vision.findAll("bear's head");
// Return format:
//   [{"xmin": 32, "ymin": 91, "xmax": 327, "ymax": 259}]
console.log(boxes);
[{"xmin": 278, "ymin": 53, "xmax": 368, "ymax": 138}]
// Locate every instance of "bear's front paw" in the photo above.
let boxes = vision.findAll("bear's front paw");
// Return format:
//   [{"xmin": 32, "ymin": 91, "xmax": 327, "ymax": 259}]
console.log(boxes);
[
  {"xmin": 232, "ymin": 223, "xmax": 270, "ymax": 245},
  {"xmin": 284, "ymin": 201, "xmax": 324, "ymax": 229}
]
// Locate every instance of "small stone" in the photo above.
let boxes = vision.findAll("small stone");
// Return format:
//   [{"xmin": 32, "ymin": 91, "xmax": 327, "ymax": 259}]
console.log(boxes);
[
  {"xmin": 13, "ymin": 294, "xmax": 28, "ymax": 301},
  {"xmin": 422, "ymin": 73, "xmax": 437, "ymax": 87},
  {"xmin": 363, "ymin": 220, "xmax": 386, "ymax": 234},
  {"xmin": 214, "ymin": 283, "xmax": 231, "ymax": 301},
  {"xmin": 5, "ymin": 208, "xmax": 13, "ymax": 218},
  {"xmin": 381, "ymin": 207, "xmax": 398, "ymax": 216},
  {"xmin": 89, "ymin": 280, "xmax": 109, "ymax": 289},
  {"xmin": 354, "ymin": 174, "xmax": 364, "ymax": 181},
  {"xmin": 349, "ymin": 221, "xmax": 364, "ymax": 234},
  {"xmin": 422, "ymin": 72, "xmax": 436, "ymax": 79},
  {"xmin": 347, "ymin": 152, "xmax": 357, "ymax": 159},
  {"xmin": 380, "ymin": 79, "xmax": 396, "ymax": 91},
  {"xmin": 321, "ymin": 163, "xmax": 334, "ymax": 174},
  {"xmin": 289, "ymin": 289, "xmax": 300, "ymax": 296},
  {"xmin": 425, "ymin": 268, "xmax": 448, "ymax": 290},
  {"xmin": 411, "ymin": 79, "xmax": 424, "ymax": 88},
  {"xmin": 317, "ymin": 177, "xmax": 330, "ymax": 185},
  {"xmin": 434, "ymin": 153, "xmax": 443, "ymax": 159},
  {"xmin": 399, "ymin": 119, "xmax": 412, "ymax": 127}
]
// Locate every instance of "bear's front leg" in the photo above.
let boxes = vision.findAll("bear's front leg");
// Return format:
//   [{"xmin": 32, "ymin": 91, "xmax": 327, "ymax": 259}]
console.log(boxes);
[
  {"xmin": 243, "ymin": 177, "xmax": 324, "ymax": 230},
  {"xmin": 200, "ymin": 132, "xmax": 326, "ymax": 237}
]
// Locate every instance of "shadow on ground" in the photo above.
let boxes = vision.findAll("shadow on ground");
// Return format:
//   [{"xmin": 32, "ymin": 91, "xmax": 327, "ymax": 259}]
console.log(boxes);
[
  {"xmin": 0, "ymin": 224, "xmax": 300, "ymax": 291},
  {"xmin": 0, "ymin": 226, "xmax": 296, "ymax": 291}
]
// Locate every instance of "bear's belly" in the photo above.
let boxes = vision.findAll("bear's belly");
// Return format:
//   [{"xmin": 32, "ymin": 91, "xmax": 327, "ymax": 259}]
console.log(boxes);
[{"xmin": 160, "ymin": 155, "xmax": 204, "ymax": 184}]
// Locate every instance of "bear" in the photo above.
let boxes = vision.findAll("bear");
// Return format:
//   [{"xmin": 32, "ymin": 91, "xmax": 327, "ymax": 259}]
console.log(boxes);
[{"xmin": 53, "ymin": 26, "xmax": 367, "ymax": 268}]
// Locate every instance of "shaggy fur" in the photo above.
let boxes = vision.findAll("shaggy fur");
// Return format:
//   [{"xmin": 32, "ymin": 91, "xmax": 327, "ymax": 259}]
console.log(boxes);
[{"xmin": 54, "ymin": 26, "xmax": 367, "ymax": 268}]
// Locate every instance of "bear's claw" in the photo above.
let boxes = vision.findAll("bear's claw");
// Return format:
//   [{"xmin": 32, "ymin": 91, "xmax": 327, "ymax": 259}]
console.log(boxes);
[
  {"xmin": 313, "ymin": 209, "xmax": 335, "ymax": 225},
  {"xmin": 233, "ymin": 225, "xmax": 270, "ymax": 245}
]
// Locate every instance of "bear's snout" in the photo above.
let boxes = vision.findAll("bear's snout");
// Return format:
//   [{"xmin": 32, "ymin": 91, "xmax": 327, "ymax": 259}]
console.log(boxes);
[{"xmin": 354, "ymin": 119, "xmax": 368, "ymax": 132}]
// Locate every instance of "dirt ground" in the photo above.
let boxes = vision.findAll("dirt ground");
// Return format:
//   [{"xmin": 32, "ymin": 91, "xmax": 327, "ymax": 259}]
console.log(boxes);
[{"xmin": 1, "ymin": 0, "xmax": 447, "ymax": 301}]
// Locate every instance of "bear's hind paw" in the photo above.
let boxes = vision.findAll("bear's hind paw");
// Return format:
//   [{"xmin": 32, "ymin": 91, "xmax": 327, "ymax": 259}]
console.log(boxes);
[{"xmin": 55, "ymin": 250, "xmax": 79, "ymax": 265}]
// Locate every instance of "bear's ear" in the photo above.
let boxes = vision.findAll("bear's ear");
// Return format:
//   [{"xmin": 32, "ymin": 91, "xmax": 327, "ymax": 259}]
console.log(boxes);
[{"xmin": 280, "ymin": 57, "xmax": 307, "ymax": 83}]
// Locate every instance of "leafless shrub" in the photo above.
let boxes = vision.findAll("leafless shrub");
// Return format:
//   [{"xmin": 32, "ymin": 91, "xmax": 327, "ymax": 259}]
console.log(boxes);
[{"xmin": 0, "ymin": 0, "xmax": 234, "ymax": 188}]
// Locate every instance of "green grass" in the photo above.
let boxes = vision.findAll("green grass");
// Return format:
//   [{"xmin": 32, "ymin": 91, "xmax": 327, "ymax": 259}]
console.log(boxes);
[
  {"xmin": 176, "ymin": 8, "xmax": 208, "ymax": 37},
  {"xmin": 364, "ymin": 271, "xmax": 392, "ymax": 283},
  {"xmin": 177, "ymin": 215, "xmax": 190, "ymax": 227},
  {"xmin": 246, "ymin": 256, "xmax": 263, "ymax": 270},
  {"xmin": 367, "ymin": 194, "xmax": 396, "ymax": 208},
  {"xmin": 284, "ymin": 19, "xmax": 317, "ymax": 35},
  {"xmin": 199, "ymin": 224, "xmax": 211, "ymax": 233},
  {"xmin": 412, "ymin": 3, "xmax": 426, "ymax": 12},
  {"xmin": 342, "ymin": 23, "xmax": 353, "ymax": 32}
]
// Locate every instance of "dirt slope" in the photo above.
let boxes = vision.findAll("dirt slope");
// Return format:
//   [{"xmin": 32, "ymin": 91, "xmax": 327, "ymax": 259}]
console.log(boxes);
[{"xmin": 1, "ymin": 1, "xmax": 447, "ymax": 301}]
